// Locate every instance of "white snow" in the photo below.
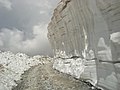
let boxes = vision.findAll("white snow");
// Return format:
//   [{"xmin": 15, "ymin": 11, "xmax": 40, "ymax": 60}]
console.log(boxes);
[
  {"xmin": 0, "ymin": 51, "xmax": 49, "ymax": 90},
  {"xmin": 53, "ymin": 50, "xmax": 85, "ymax": 78},
  {"xmin": 53, "ymin": 50, "xmax": 97, "ymax": 85},
  {"xmin": 53, "ymin": 57, "xmax": 85, "ymax": 78},
  {"xmin": 110, "ymin": 32, "xmax": 120, "ymax": 44}
]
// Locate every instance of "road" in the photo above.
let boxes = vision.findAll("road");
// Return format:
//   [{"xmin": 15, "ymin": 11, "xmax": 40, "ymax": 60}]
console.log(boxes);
[{"xmin": 12, "ymin": 59, "xmax": 90, "ymax": 90}]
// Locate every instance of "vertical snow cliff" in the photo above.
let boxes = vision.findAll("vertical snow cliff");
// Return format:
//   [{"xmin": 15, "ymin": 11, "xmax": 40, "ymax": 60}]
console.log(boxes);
[{"xmin": 48, "ymin": 0, "xmax": 120, "ymax": 90}]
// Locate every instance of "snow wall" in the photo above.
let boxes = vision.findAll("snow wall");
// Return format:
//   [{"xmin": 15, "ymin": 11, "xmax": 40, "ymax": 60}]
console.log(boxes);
[{"xmin": 47, "ymin": 0, "xmax": 120, "ymax": 90}]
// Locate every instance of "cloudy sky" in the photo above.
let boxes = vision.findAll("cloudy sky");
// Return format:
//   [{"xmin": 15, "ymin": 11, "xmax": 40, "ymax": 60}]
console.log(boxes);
[{"xmin": 0, "ymin": 0, "xmax": 59, "ymax": 56}]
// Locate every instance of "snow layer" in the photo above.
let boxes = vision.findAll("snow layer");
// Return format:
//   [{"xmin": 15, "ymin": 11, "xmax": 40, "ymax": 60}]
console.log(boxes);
[
  {"xmin": 0, "ymin": 51, "xmax": 49, "ymax": 90},
  {"xmin": 53, "ymin": 58, "xmax": 85, "ymax": 78},
  {"xmin": 53, "ymin": 57, "xmax": 97, "ymax": 85},
  {"xmin": 53, "ymin": 51, "xmax": 97, "ymax": 85}
]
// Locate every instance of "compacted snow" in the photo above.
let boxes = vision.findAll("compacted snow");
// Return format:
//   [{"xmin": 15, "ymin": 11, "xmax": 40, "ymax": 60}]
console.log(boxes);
[
  {"xmin": 0, "ymin": 51, "xmax": 46, "ymax": 90},
  {"xmin": 53, "ymin": 51, "xmax": 97, "ymax": 85},
  {"xmin": 53, "ymin": 58, "xmax": 85, "ymax": 78}
]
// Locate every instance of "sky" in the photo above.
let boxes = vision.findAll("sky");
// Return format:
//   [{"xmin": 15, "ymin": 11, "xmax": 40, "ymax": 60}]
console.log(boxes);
[{"xmin": 0, "ymin": 0, "xmax": 59, "ymax": 56}]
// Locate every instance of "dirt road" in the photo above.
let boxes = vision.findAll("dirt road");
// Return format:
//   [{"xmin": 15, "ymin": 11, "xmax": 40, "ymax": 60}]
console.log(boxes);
[{"xmin": 12, "ymin": 59, "xmax": 90, "ymax": 90}]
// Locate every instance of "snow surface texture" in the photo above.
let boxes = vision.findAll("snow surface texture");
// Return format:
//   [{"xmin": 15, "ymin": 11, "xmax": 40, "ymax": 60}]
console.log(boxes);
[
  {"xmin": 53, "ymin": 57, "xmax": 85, "ymax": 78},
  {"xmin": 53, "ymin": 51, "xmax": 97, "ymax": 85},
  {"xmin": 0, "ymin": 51, "xmax": 49, "ymax": 90},
  {"xmin": 53, "ymin": 51, "xmax": 85, "ymax": 78}
]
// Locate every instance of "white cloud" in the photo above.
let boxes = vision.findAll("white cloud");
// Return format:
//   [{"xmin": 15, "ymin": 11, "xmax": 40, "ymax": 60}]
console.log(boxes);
[
  {"xmin": 40, "ymin": 11, "xmax": 46, "ymax": 14},
  {"xmin": 26, "ymin": 0, "xmax": 52, "ymax": 9},
  {"xmin": 0, "ymin": 39, "xmax": 3, "ymax": 46},
  {"xmin": 0, "ymin": 0, "xmax": 12, "ymax": 10},
  {"xmin": 21, "ymin": 23, "xmax": 50, "ymax": 55},
  {"xmin": 0, "ymin": 0, "xmax": 59, "ymax": 56},
  {"xmin": 0, "ymin": 24, "xmax": 52, "ymax": 56}
]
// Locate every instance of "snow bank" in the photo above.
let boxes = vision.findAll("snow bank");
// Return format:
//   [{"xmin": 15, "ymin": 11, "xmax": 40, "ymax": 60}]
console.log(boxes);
[{"xmin": 0, "ymin": 51, "xmax": 50, "ymax": 90}]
